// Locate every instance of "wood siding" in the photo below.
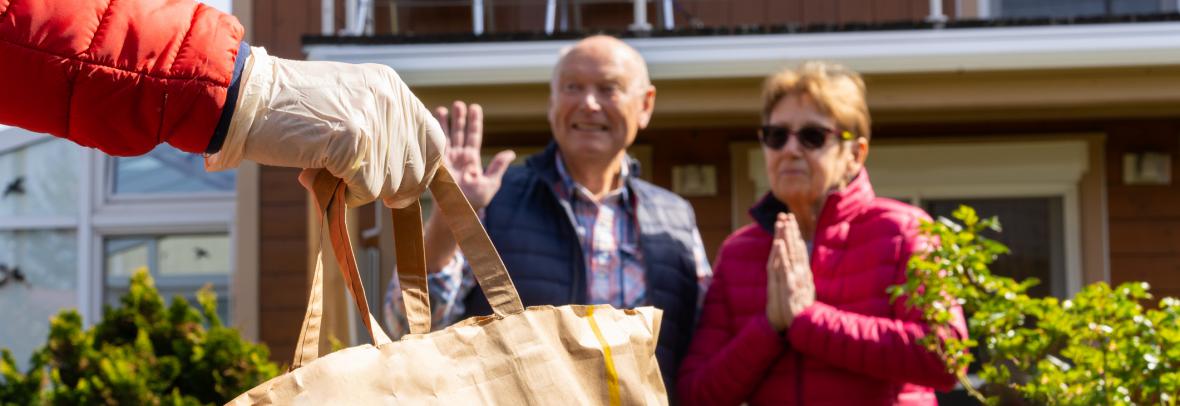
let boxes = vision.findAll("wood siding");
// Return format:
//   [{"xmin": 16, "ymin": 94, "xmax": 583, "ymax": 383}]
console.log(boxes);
[
  {"xmin": 249, "ymin": 0, "xmax": 322, "ymax": 362},
  {"xmin": 1105, "ymin": 122, "xmax": 1180, "ymax": 301},
  {"xmin": 255, "ymin": 167, "xmax": 308, "ymax": 362},
  {"xmin": 252, "ymin": 0, "xmax": 322, "ymax": 59}
]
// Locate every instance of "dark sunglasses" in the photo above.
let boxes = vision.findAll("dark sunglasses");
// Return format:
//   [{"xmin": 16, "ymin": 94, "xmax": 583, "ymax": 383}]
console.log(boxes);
[{"xmin": 758, "ymin": 125, "xmax": 855, "ymax": 150}]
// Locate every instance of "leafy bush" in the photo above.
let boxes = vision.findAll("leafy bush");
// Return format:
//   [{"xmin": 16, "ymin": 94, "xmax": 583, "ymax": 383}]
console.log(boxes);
[
  {"xmin": 891, "ymin": 206, "xmax": 1180, "ymax": 405},
  {"xmin": 0, "ymin": 269, "xmax": 279, "ymax": 405}
]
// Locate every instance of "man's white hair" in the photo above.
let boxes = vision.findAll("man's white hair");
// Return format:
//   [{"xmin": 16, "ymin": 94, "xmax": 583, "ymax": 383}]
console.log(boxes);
[{"xmin": 550, "ymin": 35, "xmax": 652, "ymax": 90}]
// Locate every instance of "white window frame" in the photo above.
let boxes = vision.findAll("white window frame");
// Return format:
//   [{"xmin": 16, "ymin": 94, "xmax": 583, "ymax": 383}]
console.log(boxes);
[
  {"xmin": 0, "ymin": 128, "xmax": 237, "ymax": 325},
  {"xmin": 89, "ymin": 149, "xmax": 236, "ymax": 324},
  {"xmin": 91, "ymin": 223, "xmax": 235, "ymax": 312},
  {"xmin": 868, "ymin": 138, "xmax": 1095, "ymax": 297}
]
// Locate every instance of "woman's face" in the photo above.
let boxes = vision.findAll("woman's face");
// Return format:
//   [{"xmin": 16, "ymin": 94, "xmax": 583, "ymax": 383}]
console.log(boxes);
[{"xmin": 762, "ymin": 94, "xmax": 866, "ymax": 208}]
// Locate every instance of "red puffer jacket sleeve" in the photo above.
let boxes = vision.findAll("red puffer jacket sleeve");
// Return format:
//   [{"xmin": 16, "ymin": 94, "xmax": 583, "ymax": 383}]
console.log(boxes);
[
  {"xmin": 0, "ymin": 0, "xmax": 245, "ymax": 156},
  {"xmin": 786, "ymin": 216, "xmax": 969, "ymax": 391},
  {"xmin": 677, "ymin": 228, "xmax": 787, "ymax": 406}
]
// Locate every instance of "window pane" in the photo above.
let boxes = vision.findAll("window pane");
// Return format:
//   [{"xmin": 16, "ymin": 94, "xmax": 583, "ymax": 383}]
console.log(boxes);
[
  {"xmin": 998, "ymin": 0, "xmax": 1105, "ymax": 18},
  {"xmin": 0, "ymin": 139, "xmax": 79, "ymax": 217},
  {"xmin": 1113, "ymin": 0, "xmax": 1163, "ymax": 14},
  {"xmin": 112, "ymin": 145, "xmax": 235, "ymax": 194},
  {"xmin": 105, "ymin": 234, "xmax": 230, "ymax": 277},
  {"xmin": 996, "ymin": 0, "xmax": 1162, "ymax": 17},
  {"xmin": 158, "ymin": 235, "xmax": 231, "ymax": 276},
  {"xmin": 0, "ymin": 230, "xmax": 77, "ymax": 370},
  {"xmin": 927, "ymin": 197, "xmax": 1065, "ymax": 405},
  {"xmin": 923, "ymin": 197, "xmax": 1065, "ymax": 298},
  {"xmin": 105, "ymin": 237, "xmax": 150, "ymax": 278},
  {"xmin": 104, "ymin": 233, "xmax": 231, "ymax": 323}
]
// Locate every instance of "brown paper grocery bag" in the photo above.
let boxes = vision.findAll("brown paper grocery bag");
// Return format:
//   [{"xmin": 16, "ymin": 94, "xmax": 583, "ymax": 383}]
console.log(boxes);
[{"xmin": 228, "ymin": 167, "xmax": 667, "ymax": 405}]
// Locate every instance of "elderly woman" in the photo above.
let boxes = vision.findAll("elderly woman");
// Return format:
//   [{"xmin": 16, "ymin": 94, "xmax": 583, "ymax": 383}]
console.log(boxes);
[{"xmin": 678, "ymin": 62, "xmax": 967, "ymax": 405}]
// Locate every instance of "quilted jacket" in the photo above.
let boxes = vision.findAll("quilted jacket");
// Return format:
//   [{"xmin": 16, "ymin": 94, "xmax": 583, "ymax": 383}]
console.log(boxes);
[
  {"xmin": 0, "ymin": 0, "xmax": 246, "ymax": 155},
  {"xmin": 678, "ymin": 170, "xmax": 968, "ymax": 405}
]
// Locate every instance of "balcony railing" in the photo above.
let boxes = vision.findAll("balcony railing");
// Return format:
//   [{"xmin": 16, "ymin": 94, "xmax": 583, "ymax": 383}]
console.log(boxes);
[{"xmin": 319, "ymin": 0, "xmax": 1179, "ymax": 37}]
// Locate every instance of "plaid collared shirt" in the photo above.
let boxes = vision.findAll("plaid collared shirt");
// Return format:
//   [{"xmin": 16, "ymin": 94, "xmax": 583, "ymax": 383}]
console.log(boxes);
[
  {"xmin": 552, "ymin": 152, "xmax": 648, "ymax": 308},
  {"xmin": 384, "ymin": 151, "xmax": 712, "ymax": 338}
]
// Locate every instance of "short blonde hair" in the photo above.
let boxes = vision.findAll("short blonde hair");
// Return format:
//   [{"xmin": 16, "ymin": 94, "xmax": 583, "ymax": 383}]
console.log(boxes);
[{"xmin": 761, "ymin": 61, "xmax": 870, "ymax": 140}]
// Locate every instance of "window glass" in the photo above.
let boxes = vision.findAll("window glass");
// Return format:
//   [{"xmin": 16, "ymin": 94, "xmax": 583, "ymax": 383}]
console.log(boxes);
[
  {"xmin": 112, "ymin": 145, "xmax": 235, "ymax": 195},
  {"xmin": 1112, "ymin": 0, "xmax": 1166, "ymax": 14},
  {"xmin": 157, "ymin": 235, "xmax": 232, "ymax": 276},
  {"xmin": 926, "ymin": 197, "xmax": 1066, "ymax": 405},
  {"xmin": 924, "ymin": 197, "xmax": 1066, "ymax": 298},
  {"xmin": 0, "ymin": 230, "xmax": 77, "ymax": 370},
  {"xmin": 104, "ymin": 234, "xmax": 231, "ymax": 322},
  {"xmin": 0, "ymin": 139, "xmax": 79, "ymax": 217},
  {"xmin": 995, "ymin": 0, "xmax": 1163, "ymax": 18}
]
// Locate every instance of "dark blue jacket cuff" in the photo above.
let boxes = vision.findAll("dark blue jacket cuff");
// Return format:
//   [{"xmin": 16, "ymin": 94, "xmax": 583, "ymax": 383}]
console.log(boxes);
[{"xmin": 206, "ymin": 41, "xmax": 251, "ymax": 154}]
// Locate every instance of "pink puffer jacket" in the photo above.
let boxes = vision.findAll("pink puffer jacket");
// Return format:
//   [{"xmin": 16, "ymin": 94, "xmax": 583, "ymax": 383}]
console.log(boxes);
[{"xmin": 678, "ymin": 170, "xmax": 967, "ymax": 405}]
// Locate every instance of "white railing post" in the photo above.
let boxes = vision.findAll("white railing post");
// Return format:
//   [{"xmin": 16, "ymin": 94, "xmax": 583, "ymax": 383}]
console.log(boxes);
[
  {"xmin": 473, "ymin": 0, "xmax": 485, "ymax": 36},
  {"xmin": 345, "ymin": 0, "xmax": 357, "ymax": 34},
  {"xmin": 358, "ymin": 0, "xmax": 374, "ymax": 35},
  {"xmin": 545, "ymin": 0, "xmax": 556, "ymax": 34},
  {"xmin": 322, "ymin": 0, "xmax": 334, "ymax": 35},
  {"xmin": 927, "ymin": 0, "xmax": 948, "ymax": 25},
  {"xmin": 629, "ymin": 0, "xmax": 651, "ymax": 32},
  {"xmin": 662, "ymin": 0, "xmax": 674, "ymax": 30},
  {"xmin": 341, "ymin": 0, "xmax": 373, "ymax": 35}
]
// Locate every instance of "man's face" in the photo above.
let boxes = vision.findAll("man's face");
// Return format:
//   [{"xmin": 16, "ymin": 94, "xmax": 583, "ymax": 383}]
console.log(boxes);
[{"xmin": 548, "ymin": 45, "xmax": 655, "ymax": 164}]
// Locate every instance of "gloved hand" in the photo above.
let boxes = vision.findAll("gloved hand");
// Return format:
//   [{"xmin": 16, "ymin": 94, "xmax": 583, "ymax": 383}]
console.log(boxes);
[{"xmin": 206, "ymin": 47, "xmax": 445, "ymax": 208}]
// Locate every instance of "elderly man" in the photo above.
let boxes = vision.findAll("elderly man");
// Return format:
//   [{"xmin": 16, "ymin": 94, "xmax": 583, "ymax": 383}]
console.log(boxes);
[{"xmin": 385, "ymin": 35, "xmax": 711, "ymax": 395}]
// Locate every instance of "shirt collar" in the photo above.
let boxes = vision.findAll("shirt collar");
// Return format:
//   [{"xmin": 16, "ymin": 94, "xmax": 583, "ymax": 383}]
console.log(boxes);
[{"xmin": 554, "ymin": 150, "xmax": 633, "ymax": 203}]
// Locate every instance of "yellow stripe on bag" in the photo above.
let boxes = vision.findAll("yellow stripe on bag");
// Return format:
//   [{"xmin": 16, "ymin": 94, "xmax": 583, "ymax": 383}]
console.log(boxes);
[{"xmin": 584, "ymin": 306, "xmax": 621, "ymax": 406}]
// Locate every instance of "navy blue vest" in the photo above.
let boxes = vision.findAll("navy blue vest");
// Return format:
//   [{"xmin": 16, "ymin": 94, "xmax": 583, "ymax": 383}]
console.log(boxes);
[{"xmin": 463, "ymin": 143, "xmax": 702, "ymax": 396}]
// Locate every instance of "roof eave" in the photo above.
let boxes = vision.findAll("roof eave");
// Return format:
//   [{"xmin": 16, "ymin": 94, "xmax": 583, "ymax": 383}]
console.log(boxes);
[{"xmin": 304, "ymin": 21, "xmax": 1180, "ymax": 86}]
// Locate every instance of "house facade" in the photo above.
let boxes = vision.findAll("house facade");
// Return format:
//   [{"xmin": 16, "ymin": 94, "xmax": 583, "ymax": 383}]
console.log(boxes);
[{"xmin": 2, "ymin": 2, "xmax": 1179, "ymax": 395}]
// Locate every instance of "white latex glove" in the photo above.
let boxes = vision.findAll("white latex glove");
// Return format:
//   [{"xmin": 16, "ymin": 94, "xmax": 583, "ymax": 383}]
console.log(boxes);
[{"xmin": 206, "ymin": 47, "xmax": 445, "ymax": 208}]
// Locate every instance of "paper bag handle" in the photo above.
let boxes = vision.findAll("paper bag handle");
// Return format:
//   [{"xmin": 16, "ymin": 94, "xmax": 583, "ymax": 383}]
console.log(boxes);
[
  {"xmin": 290, "ymin": 166, "xmax": 524, "ymax": 369},
  {"xmin": 384, "ymin": 166, "xmax": 528, "ymax": 334},
  {"xmin": 384, "ymin": 166, "xmax": 527, "ymax": 328},
  {"xmin": 390, "ymin": 200, "xmax": 431, "ymax": 334},
  {"xmin": 426, "ymin": 166, "xmax": 525, "ymax": 316},
  {"xmin": 292, "ymin": 173, "xmax": 393, "ymax": 370}
]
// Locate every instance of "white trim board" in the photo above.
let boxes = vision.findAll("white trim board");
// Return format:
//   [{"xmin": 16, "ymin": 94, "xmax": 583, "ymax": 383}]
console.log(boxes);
[{"xmin": 306, "ymin": 21, "xmax": 1180, "ymax": 86}]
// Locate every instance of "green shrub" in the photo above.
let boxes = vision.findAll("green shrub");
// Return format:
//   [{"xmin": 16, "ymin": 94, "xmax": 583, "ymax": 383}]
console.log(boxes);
[
  {"xmin": 0, "ymin": 269, "xmax": 279, "ymax": 405},
  {"xmin": 891, "ymin": 206, "xmax": 1180, "ymax": 405}
]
